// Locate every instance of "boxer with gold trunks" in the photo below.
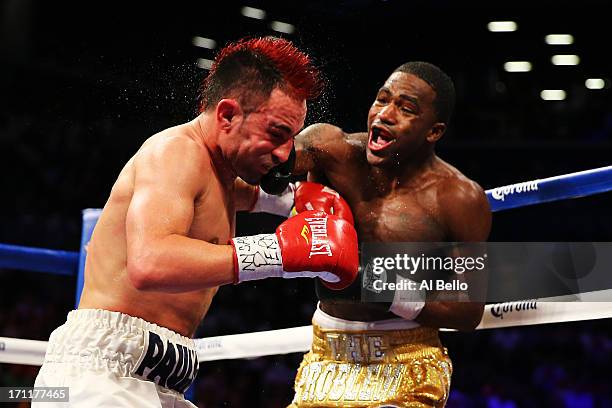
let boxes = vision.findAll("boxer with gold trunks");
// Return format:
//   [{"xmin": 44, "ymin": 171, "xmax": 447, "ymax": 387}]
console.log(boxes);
[
  {"xmin": 244, "ymin": 61, "xmax": 491, "ymax": 407},
  {"xmin": 290, "ymin": 306, "xmax": 452, "ymax": 407}
]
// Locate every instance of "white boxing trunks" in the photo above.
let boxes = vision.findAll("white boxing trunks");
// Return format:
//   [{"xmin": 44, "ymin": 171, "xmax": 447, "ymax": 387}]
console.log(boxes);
[{"xmin": 33, "ymin": 309, "xmax": 199, "ymax": 408}]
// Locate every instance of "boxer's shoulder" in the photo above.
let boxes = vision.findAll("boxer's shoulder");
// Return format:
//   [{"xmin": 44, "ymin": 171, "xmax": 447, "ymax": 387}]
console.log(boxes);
[
  {"xmin": 297, "ymin": 123, "xmax": 350, "ymax": 152},
  {"xmin": 137, "ymin": 126, "xmax": 211, "ymax": 172},
  {"xmin": 431, "ymin": 159, "xmax": 491, "ymax": 239},
  {"xmin": 304, "ymin": 124, "xmax": 367, "ymax": 150},
  {"xmin": 129, "ymin": 126, "xmax": 214, "ymax": 201},
  {"xmin": 344, "ymin": 131, "xmax": 368, "ymax": 151},
  {"xmin": 433, "ymin": 159, "xmax": 486, "ymax": 204},
  {"xmin": 437, "ymin": 175, "xmax": 487, "ymax": 211},
  {"xmin": 296, "ymin": 124, "xmax": 359, "ymax": 173}
]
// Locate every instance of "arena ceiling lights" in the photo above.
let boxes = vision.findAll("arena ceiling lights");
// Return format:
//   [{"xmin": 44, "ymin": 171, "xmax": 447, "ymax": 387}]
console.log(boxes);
[
  {"xmin": 545, "ymin": 34, "xmax": 574, "ymax": 45},
  {"xmin": 585, "ymin": 78, "xmax": 605, "ymax": 90},
  {"xmin": 551, "ymin": 54, "xmax": 581, "ymax": 66},
  {"xmin": 270, "ymin": 21, "xmax": 295, "ymax": 34},
  {"xmin": 192, "ymin": 37, "xmax": 217, "ymax": 50},
  {"xmin": 504, "ymin": 61, "xmax": 532, "ymax": 72},
  {"xmin": 241, "ymin": 6, "xmax": 266, "ymax": 19},
  {"xmin": 540, "ymin": 89, "xmax": 567, "ymax": 101},
  {"xmin": 487, "ymin": 21, "xmax": 517, "ymax": 32}
]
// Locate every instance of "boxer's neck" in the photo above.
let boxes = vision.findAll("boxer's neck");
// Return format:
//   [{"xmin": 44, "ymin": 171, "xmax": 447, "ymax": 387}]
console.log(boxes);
[
  {"xmin": 194, "ymin": 113, "xmax": 237, "ymax": 184},
  {"xmin": 374, "ymin": 145, "xmax": 436, "ymax": 191}
]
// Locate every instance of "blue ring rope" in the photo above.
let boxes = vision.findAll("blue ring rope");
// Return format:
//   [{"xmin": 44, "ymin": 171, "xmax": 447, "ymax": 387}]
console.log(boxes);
[
  {"xmin": 485, "ymin": 165, "xmax": 612, "ymax": 212},
  {"xmin": 1, "ymin": 165, "xmax": 611, "ymax": 276},
  {"xmin": 0, "ymin": 243, "xmax": 79, "ymax": 276}
]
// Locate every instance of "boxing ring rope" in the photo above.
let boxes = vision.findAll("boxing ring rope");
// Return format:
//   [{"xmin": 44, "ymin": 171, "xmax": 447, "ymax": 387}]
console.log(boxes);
[
  {"xmin": 485, "ymin": 165, "xmax": 612, "ymax": 212},
  {"xmin": 0, "ymin": 243, "xmax": 78, "ymax": 276},
  {"xmin": 1, "ymin": 165, "xmax": 612, "ymax": 366}
]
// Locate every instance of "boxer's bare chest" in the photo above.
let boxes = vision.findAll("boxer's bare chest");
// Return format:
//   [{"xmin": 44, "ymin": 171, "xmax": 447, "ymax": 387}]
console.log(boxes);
[
  {"xmin": 351, "ymin": 190, "xmax": 447, "ymax": 243},
  {"xmin": 318, "ymin": 162, "xmax": 450, "ymax": 320},
  {"xmin": 329, "ymin": 159, "xmax": 448, "ymax": 242},
  {"xmin": 191, "ymin": 178, "xmax": 235, "ymax": 244},
  {"xmin": 167, "ymin": 176, "xmax": 234, "ymax": 330}
]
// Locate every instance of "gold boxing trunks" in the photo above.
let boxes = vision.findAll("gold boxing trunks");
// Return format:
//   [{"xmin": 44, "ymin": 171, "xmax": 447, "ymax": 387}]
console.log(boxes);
[{"xmin": 289, "ymin": 306, "xmax": 452, "ymax": 408}]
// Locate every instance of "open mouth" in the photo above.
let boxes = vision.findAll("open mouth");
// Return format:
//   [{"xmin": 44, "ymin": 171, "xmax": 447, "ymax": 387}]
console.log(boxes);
[{"xmin": 368, "ymin": 126, "xmax": 396, "ymax": 152}]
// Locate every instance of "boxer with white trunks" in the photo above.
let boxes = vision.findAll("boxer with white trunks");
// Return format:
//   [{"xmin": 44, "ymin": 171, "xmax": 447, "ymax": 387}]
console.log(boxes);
[
  {"xmin": 33, "ymin": 36, "xmax": 359, "ymax": 407},
  {"xmin": 35, "ymin": 310, "xmax": 199, "ymax": 407}
]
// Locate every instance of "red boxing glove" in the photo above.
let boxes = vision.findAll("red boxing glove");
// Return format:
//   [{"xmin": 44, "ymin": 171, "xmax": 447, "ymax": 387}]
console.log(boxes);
[
  {"xmin": 294, "ymin": 182, "xmax": 354, "ymax": 225},
  {"xmin": 231, "ymin": 210, "xmax": 358, "ymax": 290}
]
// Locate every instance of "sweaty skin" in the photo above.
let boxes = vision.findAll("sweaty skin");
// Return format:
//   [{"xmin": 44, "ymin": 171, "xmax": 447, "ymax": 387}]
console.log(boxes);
[
  {"xmin": 293, "ymin": 72, "xmax": 492, "ymax": 330},
  {"xmin": 78, "ymin": 89, "xmax": 306, "ymax": 337}
]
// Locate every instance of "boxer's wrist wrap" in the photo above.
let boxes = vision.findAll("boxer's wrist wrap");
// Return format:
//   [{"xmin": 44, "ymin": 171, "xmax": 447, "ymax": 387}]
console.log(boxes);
[
  {"xmin": 231, "ymin": 234, "xmax": 284, "ymax": 283},
  {"xmin": 250, "ymin": 183, "xmax": 295, "ymax": 218},
  {"xmin": 389, "ymin": 275, "xmax": 426, "ymax": 320}
]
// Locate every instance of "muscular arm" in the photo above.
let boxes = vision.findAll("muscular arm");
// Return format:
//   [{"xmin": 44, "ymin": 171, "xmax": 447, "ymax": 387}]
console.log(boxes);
[
  {"xmin": 294, "ymin": 123, "xmax": 347, "ymax": 177},
  {"xmin": 126, "ymin": 137, "xmax": 235, "ymax": 292},
  {"xmin": 415, "ymin": 180, "xmax": 492, "ymax": 331}
]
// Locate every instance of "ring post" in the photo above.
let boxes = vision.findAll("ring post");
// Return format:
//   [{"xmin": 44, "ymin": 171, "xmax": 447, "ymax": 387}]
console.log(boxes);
[{"xmin": 76, "ymin": 209, "xmax": 102, "ymax": 307}]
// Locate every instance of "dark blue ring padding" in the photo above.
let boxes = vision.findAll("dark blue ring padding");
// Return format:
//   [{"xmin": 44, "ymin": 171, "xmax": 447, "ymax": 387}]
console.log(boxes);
[{"xmin": 0, "ymin": 243, "xmax": 79, "ymax": 276}]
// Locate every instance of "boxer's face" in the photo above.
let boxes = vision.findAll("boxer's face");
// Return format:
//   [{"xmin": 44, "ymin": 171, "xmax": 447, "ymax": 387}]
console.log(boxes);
[
  {"xmin": 366, "ymin": 72, "xmax": 445, "ymax": 167},
  {"xmin": 232, "ymin": 89, "xmax": 306, "ymax": 184}
]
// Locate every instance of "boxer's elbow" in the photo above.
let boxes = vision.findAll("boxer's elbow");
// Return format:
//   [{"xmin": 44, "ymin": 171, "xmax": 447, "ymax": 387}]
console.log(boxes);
[
  {"xmin": 455, "ymin": 318, "xmax": 480, "ymax": 332},
  {"xmin": 454, "ymin": 303, "xmax": 485, "ymax": 331},
  {"xmin": 418, "ymin": 302, "xmax": 484, "ymax": 331},
  {"xmin": 127, "ymin": 251, "xmax": 163, "ymax": 291}
]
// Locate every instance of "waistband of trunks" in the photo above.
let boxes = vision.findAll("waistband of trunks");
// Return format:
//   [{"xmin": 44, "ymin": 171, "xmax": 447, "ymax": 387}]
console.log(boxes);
[
  {"xmin": 313, "ymin": 303, "xmax": 421, "ymax": 332},
  {"xmin": 310, "ymin": 308, "xmax": 443, "ymax": 364},
  {"xmin": 67, "ymin": 309, "xmax": 195, "ymax": 349},
  {"xmin": 311, "ymin": 322, "xmax": 444, "ymax": 363},
  {"xmin": 43, "ymin": 309, "xmax": 199, "ymax": 394}
]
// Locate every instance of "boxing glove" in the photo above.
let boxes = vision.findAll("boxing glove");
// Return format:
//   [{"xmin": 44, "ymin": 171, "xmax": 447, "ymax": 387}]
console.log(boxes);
[
  {"xmin": 259, "ymin": 145, "xmax": 296, "ymax": 195},
  {"xmin": 231, "ymin": 210, "xmax": 358, "ymax": 290},
  {"xmin": 293, "ymin": 182, "xmax": 354, "ymax": 224}
]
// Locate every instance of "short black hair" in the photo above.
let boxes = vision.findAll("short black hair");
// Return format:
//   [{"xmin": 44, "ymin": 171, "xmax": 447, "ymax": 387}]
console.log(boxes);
[{"xmin": 394, "ymin": 61, "xmax": 455, "ymax": 125}]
